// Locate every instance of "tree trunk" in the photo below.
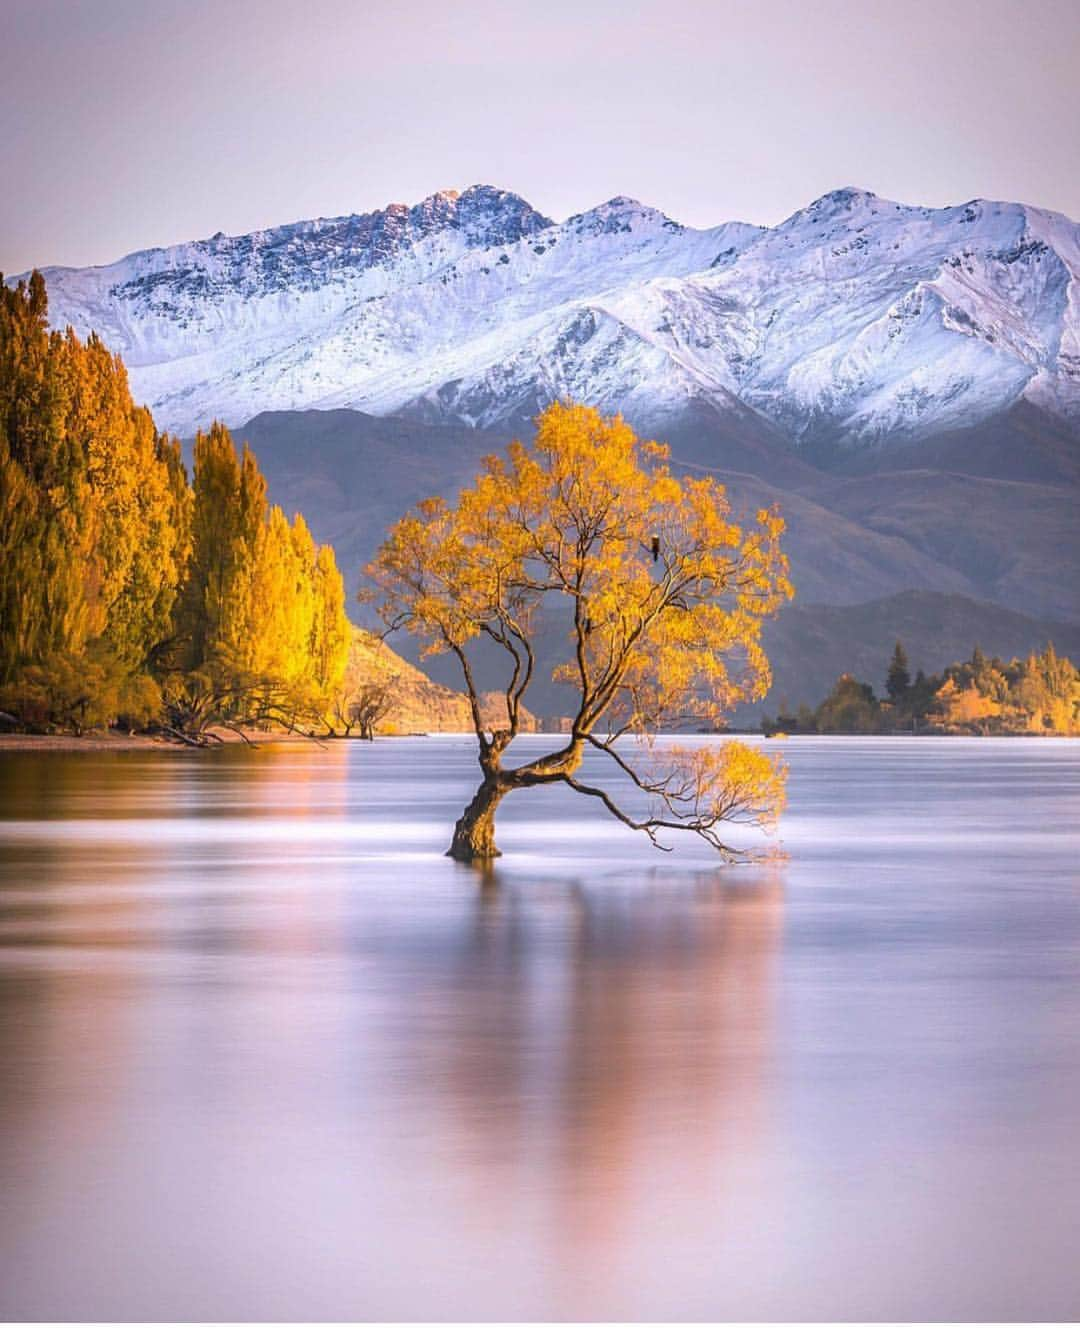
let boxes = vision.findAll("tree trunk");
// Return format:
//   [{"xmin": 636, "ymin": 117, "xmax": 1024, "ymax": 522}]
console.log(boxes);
[{"xmin": 447, "ymin": 775, "xmax": 507, "ymax": 862}]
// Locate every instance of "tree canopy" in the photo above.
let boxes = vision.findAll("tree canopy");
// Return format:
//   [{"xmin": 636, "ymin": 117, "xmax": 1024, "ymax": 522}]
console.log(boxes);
[
  {"xmin": 764, "ymin": 641, "xmax": 1080, "ymax": 737},
  {"xmin": 886, "ymin": 641, "xmax": 911, "ymax": 701},
  {"xmin": 0, "ymin": 271, "xmax": 350, "ymax": 739}
]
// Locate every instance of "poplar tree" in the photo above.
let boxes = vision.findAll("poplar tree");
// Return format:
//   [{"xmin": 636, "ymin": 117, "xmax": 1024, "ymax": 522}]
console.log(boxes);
[
  {"xmin": 0, "ymin": 273, "xmax": 185, "ymax": 722},
  {"xmin": 1, "ymin": 273, "xmax": 349, "ymax": 736},
  {"xmin": 164, "ymin": 423, "xmax": 349, "ymax": 737}
]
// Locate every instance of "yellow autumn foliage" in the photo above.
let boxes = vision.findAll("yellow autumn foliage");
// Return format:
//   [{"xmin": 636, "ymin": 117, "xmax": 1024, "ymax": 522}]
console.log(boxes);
[
  {"xmin": 1, "ymin": 273, "xmax": 350, "ymax": 735},
  {"xmin": 370, "ymin": 402, "xmax": 793, "ymax": 860}
]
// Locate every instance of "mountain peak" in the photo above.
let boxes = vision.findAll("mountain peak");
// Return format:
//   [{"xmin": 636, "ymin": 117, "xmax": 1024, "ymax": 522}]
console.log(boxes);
[
  {"xmin": 801, "ymin": 186, "xmax": 889, "ymax": 216},
  {"xmin": 451, "ymin": 184, "xmax": 553, "ymax": 243},
  {"xmin": 566, "ymin": 196, "xmax": 679, "ymax": 236},
  {"xmin": 600, "ymin": 194, "xmax": 648, "ymax": 211},
  {"xmin": 403, "ymin": 185, "xmax": 550, "ymax": 247},
  {"xmin": 20, "ymin": 182, "xmax": 1080, "ymax": 448}
]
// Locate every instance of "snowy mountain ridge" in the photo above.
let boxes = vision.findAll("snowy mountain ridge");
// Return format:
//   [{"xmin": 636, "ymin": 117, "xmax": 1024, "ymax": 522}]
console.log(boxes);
[{"xmin": 17, "ymin": 184, "xmax": 1080, "ymax": 452}]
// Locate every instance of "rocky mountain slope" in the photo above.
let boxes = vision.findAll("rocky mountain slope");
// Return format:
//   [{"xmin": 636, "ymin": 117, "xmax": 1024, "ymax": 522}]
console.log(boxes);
[
  {"xmin": 23, "ymin": 185, "xmax": 1080, "ymax": 460},
  {"xmin": 233, "ymin": 406, "xmax": 1080, "ymax": 625},
  {"xmin": 19, "ymin": 185, "xmax": 1079, "ymax": 731},
  {"xmin": 347, "ymin": 628, "xmax": 538, "ymax": 735},
  {"xmin": 224, "ymin": 406, "xmax": 1079, "ymax": 726}
]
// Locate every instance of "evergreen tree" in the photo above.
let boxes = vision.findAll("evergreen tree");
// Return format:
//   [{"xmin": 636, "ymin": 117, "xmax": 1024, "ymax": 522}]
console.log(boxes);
[
  {"xmin": 814, "ymin": 675, "xmax": 881, "ymax": 734},
  {"xmin": 886, "ymin": 640, "xmax": 911, "ymax": 701},
  {"xmin": 908, "ymin": 668, "xmax": 938, "ymax": 721}
]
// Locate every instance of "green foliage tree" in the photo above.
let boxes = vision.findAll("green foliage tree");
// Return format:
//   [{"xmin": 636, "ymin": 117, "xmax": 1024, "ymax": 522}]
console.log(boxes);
[
  {"xmin": 885, "ymin": 640, "xmax": 911, "ymax": 701},
  {"xmin": 1005, "ymin": 643, "xmax": 1079, "ymax": 734},
  {"xmin": 774, "ymin": 640, "xmax": 1078, "ymax": 738},
  {"xmin": 906, "ymin": 668, "xmax": 939, "ymax": 726},
  {"xmin": 814, "ymin": 675, "xmax": 881, "ymax": 734}
]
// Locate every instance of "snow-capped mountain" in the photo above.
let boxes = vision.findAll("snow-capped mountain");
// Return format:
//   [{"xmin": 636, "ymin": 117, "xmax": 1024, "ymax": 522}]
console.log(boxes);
[{"xmin": 19, "ymin": 184, "xmax": 1080, "ymax": 452}]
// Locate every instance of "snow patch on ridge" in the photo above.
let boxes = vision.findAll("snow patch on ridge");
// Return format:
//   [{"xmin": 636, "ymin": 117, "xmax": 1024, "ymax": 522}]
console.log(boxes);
[{"xmin": 14, "ymin": 185, "xmax": 1080, "ymax": 450}]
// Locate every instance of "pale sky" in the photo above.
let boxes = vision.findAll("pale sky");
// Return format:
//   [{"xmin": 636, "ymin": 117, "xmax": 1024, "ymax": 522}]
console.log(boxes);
[{"xmin": 3, "ymin": 0, "xmax": 1079, "ymax": 275}]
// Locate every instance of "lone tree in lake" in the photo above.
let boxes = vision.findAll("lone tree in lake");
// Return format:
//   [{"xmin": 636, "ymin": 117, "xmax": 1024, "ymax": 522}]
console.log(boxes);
[{"xmin": 368, "ymin": 403, "xmax": 793, "ymax": 862}]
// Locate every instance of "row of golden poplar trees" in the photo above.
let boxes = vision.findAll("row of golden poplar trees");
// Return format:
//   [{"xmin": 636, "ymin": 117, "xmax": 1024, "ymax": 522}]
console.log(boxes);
[{"xmin": 0, "ymin": 272, "xmax": 350, "ymax": 734}]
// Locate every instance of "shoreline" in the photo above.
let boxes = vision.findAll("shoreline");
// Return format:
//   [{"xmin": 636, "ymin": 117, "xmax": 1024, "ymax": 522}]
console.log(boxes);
[
  {"xmin": 0, "ymin": 732, "xmax": 179, "ymax": 752},
  {"xmin": 0, "ymin": 731, "xmax": 351, "ymax": 753},
  {"xmin": 2, "ymin": 729, "xmax": 1074, "ymax": 753}
]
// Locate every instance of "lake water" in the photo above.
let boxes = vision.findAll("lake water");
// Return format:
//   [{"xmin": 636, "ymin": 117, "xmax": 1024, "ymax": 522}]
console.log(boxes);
[{"xmin": 1, "ymin": 735, "xmax": 1078, "ymax": 1320}]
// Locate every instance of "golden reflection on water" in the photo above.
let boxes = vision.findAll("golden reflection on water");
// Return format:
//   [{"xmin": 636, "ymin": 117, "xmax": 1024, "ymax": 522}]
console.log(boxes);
[
  {"xmin": 2, "ymin": 740, "xmax": 1080, "ymax": 1319},
  {"xmin": 557, "ymin": 874, "xmax": 781, "ymax": 1272},
  {"xmin": 383, "ymin": 865, "xmax": 784, "ymax": 1313}
]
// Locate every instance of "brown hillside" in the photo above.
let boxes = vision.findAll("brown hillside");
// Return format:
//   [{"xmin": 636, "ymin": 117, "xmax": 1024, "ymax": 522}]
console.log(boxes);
[{"xmin": 346, "ymin": 629, "xmax": 537, "ymax": 734}]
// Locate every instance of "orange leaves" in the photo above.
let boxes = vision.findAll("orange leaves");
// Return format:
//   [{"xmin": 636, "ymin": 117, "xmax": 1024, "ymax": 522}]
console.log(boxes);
[
  {"xmin": 181, "ymin": 426, "xmax": 350, "ymax": 706},
  {"xmin": 1, "ymin": 273, "xmax": 351, "ymax": 734},
  {"xmin": 367, "ymin": 400, "xmax": 794, "ymax": 857},
  {"xmin": 649, "ymin": 740, "xmax": 788, "ymax": 831},
  {"xmin": 0, "ymin": 274, "xmax": 192, "ymax": 681},
  {"xmin": 368, "ymin": 401, "xmax": 794, "ymax": 735}
]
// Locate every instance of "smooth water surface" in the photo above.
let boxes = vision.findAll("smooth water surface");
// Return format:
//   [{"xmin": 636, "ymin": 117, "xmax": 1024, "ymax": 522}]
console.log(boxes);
[{"xmin": 1, "ymin": 735, "xmax": 1078, "ymax": 1320}]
